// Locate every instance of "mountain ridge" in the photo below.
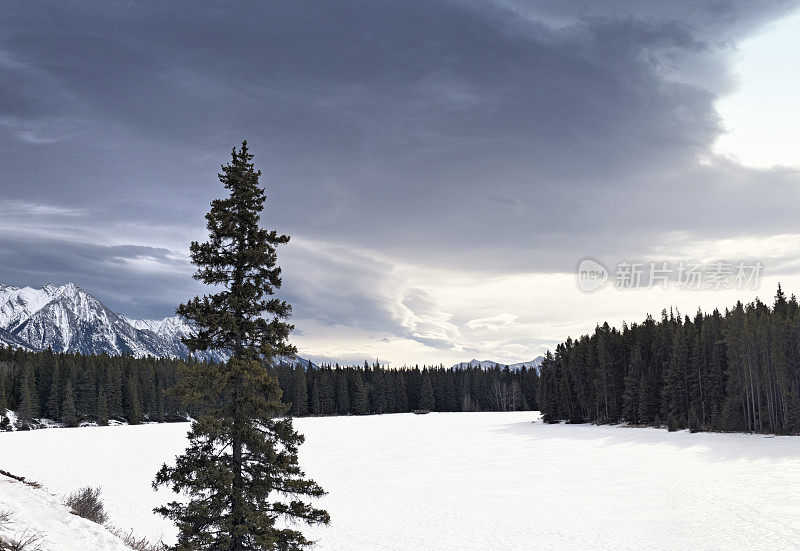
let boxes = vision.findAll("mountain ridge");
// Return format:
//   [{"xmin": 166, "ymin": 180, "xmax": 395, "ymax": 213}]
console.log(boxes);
[
  {"xmin": 0, "ymin": 282, "xmax": 305, "ymax": 365},
  {"xmin": 450, "ymin": 356, "xmax": 545, "ymax": 372}
]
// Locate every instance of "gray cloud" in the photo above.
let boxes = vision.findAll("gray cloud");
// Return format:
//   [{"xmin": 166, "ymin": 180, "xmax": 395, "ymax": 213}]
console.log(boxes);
[
  {"xmin": 0, "ymin": 235, "xmax": 196, "ymax": 319},
  {"xmin": 1, "ymin": 0, "xmax": 799, "ymax": 361}
]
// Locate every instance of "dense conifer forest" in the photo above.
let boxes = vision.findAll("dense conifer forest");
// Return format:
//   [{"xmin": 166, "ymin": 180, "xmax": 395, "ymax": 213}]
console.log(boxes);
[
  {"xmin": 5, "ymin": 286, "xmax": 800, "ymax": 435},
  {"xmin": 0, "ymin": 348, "xmax": 186, "ymax": 428},
  {"xmin": 0, "ymin": 348, "xmax": 540, "ymax": 429},
  {"xmin": 538, "ymin": 286, "xmax": 800, "ymax": 434},
  {"xmin": 273, "ymin": 361, "xmax": 539, "ymax": 416}
]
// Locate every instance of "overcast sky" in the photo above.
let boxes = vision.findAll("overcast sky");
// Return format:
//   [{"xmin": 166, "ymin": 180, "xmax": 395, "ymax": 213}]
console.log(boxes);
[{"xmin": 2, "ymin": 1, "xmax": 800, "ymax": 366}]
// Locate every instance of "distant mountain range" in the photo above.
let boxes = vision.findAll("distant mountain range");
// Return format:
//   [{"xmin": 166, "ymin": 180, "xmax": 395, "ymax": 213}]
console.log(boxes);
[
  {"xmin": 451, "ymin": 357, "xmax": 544, "ymax": 372},
  {"xmin": 0, "ymin": 282, "xmax": 308, "ymax": 365},
  {"xmin": 0, "ymin": 282, "xmax": 543, "ymax": 371}
]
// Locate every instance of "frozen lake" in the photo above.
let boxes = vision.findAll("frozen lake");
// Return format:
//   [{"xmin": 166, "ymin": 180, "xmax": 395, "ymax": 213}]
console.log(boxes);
[{"xmin": 2, "ymin": 411, "xmax": 800, "ymax": 550}]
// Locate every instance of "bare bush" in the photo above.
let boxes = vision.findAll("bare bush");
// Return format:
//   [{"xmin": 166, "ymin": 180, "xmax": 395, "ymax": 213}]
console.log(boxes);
[
  {"xmin": 0, "ymin": 529, "xmax": 44, "ymax": 551},
  {"xmin": 65, "ymin": 487, "xmax": 108, "ymax": 525},
  {"xmin": 110, "ymin": 527, "xmax": 167, "ymax": 551}
]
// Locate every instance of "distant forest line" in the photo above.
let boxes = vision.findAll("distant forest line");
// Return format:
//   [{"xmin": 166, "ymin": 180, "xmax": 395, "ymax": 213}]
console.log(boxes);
[
  {"xmin": 0, "ymin": 348, "xmax": 540, "ymax": 429},
  {"xmin": 3, "ymin": 286, "xmax": 800, "ymax": 435},
  {"xmin": 539, "ymin": 286, "xmax": 800, "ymax": 435}
]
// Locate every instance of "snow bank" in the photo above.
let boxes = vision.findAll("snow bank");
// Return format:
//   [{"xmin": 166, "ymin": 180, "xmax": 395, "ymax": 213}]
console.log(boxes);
[
  {"xmin": 0, "ymin": 477, "xmax": 129, "ymax": 551},
  {"xmin": 1, "ymin": 412, "xmax": 800, "ymax": 550}
]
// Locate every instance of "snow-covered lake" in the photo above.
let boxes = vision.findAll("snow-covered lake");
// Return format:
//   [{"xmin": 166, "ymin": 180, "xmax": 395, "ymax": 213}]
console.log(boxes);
[{"xmin": 2, "ymin": 411, "xmax": 800, "ymax": 550}]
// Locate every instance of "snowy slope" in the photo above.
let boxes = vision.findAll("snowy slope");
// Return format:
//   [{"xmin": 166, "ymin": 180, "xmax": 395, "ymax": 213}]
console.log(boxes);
[
  {"xmin": 0, "ymin": 284, "xmax": 54, "ymax": 331},
  {"xmin": 0, "ymin": 327, "xmax": 31, "ymax": 350},
  {"xmin": 122, "ymin": 314, "xmax": 231, "ymax": 362},
  {"xmin": 2, "ymin": 413, "xmax": 800, "ymax": 550},
  {"xmin": 125, "ymin": 315, "xmax": 187, "ymax": 340},
  {"xmin": 451, "ymin": 355, "xmax": 544, "ymax": 371},
  {"xmin": 0, "ymin": 476, "xmax": 130, "ymax": 551}
]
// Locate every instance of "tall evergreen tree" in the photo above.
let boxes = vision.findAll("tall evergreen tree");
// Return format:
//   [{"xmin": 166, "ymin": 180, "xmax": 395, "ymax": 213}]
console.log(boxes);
[
  {"xmin": 96, "ymin": 386, "xmax": 109, "ymax": 426},
  {"xmin": 622, "ymin": 340, "xmax": 644, "ymax": 423},
  {"xmin": 0, "ymin": 371, "xmax": 6, "ymax": 413},
  {"xmin": 352, "ymin": 373, "xmax": 368, "ymax": 415},
  {"xmin": 124, "ymin": 372, "xmax": 143, "ymax": 425},
  {"xmin": 47, "ymin": 360, "xmax": 61, "ymax": 420},
  {"xmin": 154, "ymin": 142, "xmax": 328, "ymax": 550},
  {"xmin": 18, "ymin": 363, "xmax": 38, "ymax": 424},
  {"xmin": 418, "ymin": 372, "xmax": 435, "ymax": 411},
  {"xmin": 309, "ymin": 377, "xmax": 322, "ymax": 415},
  {"xmin": 335, "ymin": 370, "xmax": 350, "ymax": 415},
  {"xmin": 61, "ymin": 379, "xmax": 78, "ymax": 428},
  {"xmin": 289, "ymin": 363, "xmax": 309, "ymax": 417}
]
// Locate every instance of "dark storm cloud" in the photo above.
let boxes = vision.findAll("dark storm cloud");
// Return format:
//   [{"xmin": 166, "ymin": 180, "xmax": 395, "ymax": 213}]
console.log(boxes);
[
  {"xmin": 1, "ymin": 0, "xmax": 799, "ymax": 320},
  {"xmin": 0, "ymin": 233, "xmax": 196, "ymax": 318}
]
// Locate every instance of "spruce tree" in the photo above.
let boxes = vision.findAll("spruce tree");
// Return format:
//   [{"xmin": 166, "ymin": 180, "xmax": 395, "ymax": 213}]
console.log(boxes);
[
  {"xmin": 0, "ymin": 371, "xmax": 7, "ymax": 413},
  {"xmin": 290, "ymin": 363, "xmax": 309, "ymax": 417},
  {"xmin": 320, "ymin": 369, "xmax": 335, "ymax": 414},
  {"xmin": 47, "ymin": 360, "xmax": 61, "ymax": 420},
  {"xmin": 335, "ymin": 370, "xmax": 349, "ymax": 415},
  {"xmin": 96, "ymin": 386, "xmax": 109, "ymax": 426},
  {"xmin": 309, "ymin": 378, "xmax": 322, "ymax": 415},
  {"xmin": 637, "ymin": 375, "xmax": 652, "ymax": 425},
  {"xmin": 18, "ymin": 364, "xmax": 38, "ymax": 425},
  {"xmin": 622, "ymin": 340, "xmax": 644, "ymax": 423},
  {"xmin": 124, "ymin": 373, "xmax": 143, "ymax": 425},
  {"xmin": 373, "ymin": 369, "xmax": 389, "ymax": 414},
  {"xmin": 787, "ymin": 385, "xmax": 800, "ymax": 434},
  {"xmin": 395, "ymin": 372, "xmax": 409, "ymax": 412},
  {"xmin": 62, "ymin": 380, "xmax": 78, "ymax": 428},
  {"xmin": 688, "ymin": 408, "xmax": 702, "ymax": 433},
  {"xmin": 352, "ymin": 374, "xmax": 368, "ymax": 415},
  {"xmin": 418, "ymin": 372, "xmax": 435, "ymax": 411},
  {"xmin": 154, "ymin": 142, "xmax": 328, "ymax": 550}
]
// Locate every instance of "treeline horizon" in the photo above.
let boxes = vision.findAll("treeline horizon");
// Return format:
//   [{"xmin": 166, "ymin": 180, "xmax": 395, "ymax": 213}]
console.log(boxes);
[
  {"xmin": 7, "ymin": 285, "xmax": 800, "ymax": 435},
  {"xmin": 538, "ymin": 285, "xmax": 800, "ymax": 435},
  {"xmin": 0, "ymin": 348, "xmax": 540, "ymax": 428},
  {"xmin": 272, "ymin": 361, "xmax": 539, "ymax": 416}
]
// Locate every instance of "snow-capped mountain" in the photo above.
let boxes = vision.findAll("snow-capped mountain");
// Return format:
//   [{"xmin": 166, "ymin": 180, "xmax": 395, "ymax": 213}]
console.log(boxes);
[
  {"xmin": 451, "ymin": 356, "xmax": 545, "ymax": 372},
  {"xmin": 0, "ymin": 282, "xmax": 316, "ymax": 365},
  {"xmin": 0, "ymin": 283, "xmax": 218, "ymax": 361},
  {"xmin": 0, "ymin": 327, "xmax": 32, "ymax": 350},
  {"xmin": 0, "ymin": 282, "xmax": 199, "ymax": 359},
  {"xmin": 123, "ymin": 315, "xmax": 187, "ymax": 338}
]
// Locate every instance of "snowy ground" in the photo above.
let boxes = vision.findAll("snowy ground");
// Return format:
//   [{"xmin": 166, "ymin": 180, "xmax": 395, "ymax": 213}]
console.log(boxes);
[
  {"xmin": 0, "ymin": 477, "xmax": 130, "ymax": 550},
  {"xmin": 2, "ymin": 412, "xmax": 800, "ymax": 550}
]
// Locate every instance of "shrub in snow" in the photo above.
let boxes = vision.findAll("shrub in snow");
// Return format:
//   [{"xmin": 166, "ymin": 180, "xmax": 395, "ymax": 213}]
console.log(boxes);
[
  {"xmin": 0, "ymin": 512, "xmax": 43, "ymax": 551},
  {"xmin": 66, "ymin": 487, "xmax": 107, "ymax": 525},
  {"xmin": 0, "ymin": 531, "xmax": 44, "ymax": 551},
  {"xmin": 108, "ymin": 528, "xmax": 166, "ymax": 551}
]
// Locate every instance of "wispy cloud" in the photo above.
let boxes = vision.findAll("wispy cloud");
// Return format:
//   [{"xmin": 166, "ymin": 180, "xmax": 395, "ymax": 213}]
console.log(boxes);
[
  {"xmin": 0, "ymin": 200, "xmax": 86, "ymax": 217},
  {"xmin": 466, "ymin": 313, "xmax": 518, "ymax": 331}
]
